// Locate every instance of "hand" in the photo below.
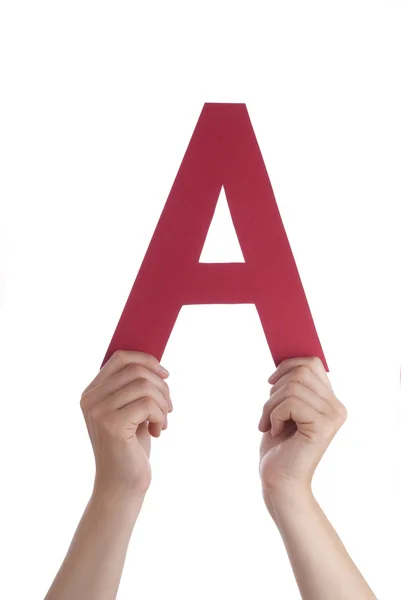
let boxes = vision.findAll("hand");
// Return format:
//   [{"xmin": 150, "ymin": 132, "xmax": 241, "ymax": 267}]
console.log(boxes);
[
  {"xmin": 258, "ymin": 357, "xmax": 347, "ymax": 506},
  {"xmin": 80, "ymin": 350, "xmax": 173, "ymax": 500}
]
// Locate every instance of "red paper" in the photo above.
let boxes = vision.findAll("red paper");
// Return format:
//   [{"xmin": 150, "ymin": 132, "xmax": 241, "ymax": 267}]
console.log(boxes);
[{"xmin": 100, "ymin": 103, "xmax": 328, "ymax": 371}]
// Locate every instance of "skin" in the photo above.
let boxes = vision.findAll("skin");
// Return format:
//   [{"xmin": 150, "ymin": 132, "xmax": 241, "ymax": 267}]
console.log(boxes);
[
  {"xmin": 43, "ymin": 352, "xmax": 377, "ymax": 600},
  {"xmin": 259, "ymin": 356, "xmax": 377, "ymax": 599}
]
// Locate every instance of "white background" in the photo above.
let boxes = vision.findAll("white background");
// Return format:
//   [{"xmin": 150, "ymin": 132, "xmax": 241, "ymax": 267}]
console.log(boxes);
[{"xmin": 1, "ymin": 1, "xmax": 401, "ymax": 598}]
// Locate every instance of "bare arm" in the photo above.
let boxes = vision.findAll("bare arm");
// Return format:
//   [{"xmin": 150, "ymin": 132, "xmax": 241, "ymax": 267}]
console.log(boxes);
[
  {"xmin": 259, "ymin": 356, "xmax": 377, "ymax": 600},
  {"xmin": 43, "ymin": 350, "xmax": 172, "ymax": 600},
  {"xmin": 44, "ymin": 489, "xmax": 145, "ymax": 600},
  {"xmin": 266, "ymin": 486, "xmax": 377, "ymax": 600}
]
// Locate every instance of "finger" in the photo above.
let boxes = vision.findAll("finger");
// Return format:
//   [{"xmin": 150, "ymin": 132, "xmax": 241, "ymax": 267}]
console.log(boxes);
[
  {"xmin": 86, "ymin": 379, "xmax": 170, "ymax": 432},
  {"xmin": 110, "ymin": 379, "xmax": 169, "ymax": 417},
  {"xmin": 149, "ymin": 419, "xmax": 165, "ymax": 438},
  {"xmin": 82, "ymin": 350, "xmax": 169, "ymax": 395},
  {"xmin": 81, "ymin": 363, "xmax": 173, "ymax": 412},
  {"xmin": 268, "ymin": 357, "xmax": 333, "ymax": 392},
  {"xmin": 269, "ymin": 366, "xmax": 335, "ymax": 408},
  {"xmin": 259, "ymin": 381, "xmax": 338, "ymax": 432},
  {"xmin": 115, "ymin": 396, "xmax": 166, "ymax": 438},
  {"xmin": 269, "ymin": 396, "xmax": 324, "ymax": 438}
]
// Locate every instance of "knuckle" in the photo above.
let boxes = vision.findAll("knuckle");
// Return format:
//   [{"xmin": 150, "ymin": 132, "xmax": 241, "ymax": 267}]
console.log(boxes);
[
  {"xmin": 114, "ymin": 349, "xmax": 128, "ymax": 362},
  {"xmin": 141, "ymin": 395, "xmax": 154, "ymax": 411},
  {"xmin": 261, "ymin": 399, "xmax": 269, "ymax": 414},
  {"xmin": 143, "ymin": 352, "xmax": 159, "ymax": 368},
  {"xmin": 287, "ymin": 395, "xmax": 299, "ymax": 408},
  {"xmin": 295, "ymin": 365, "xmax": 310, "ymax": 379},
  {"xmin": 336, "ymin": 401, "xmax": 348, "ymax": 421},
  {"xmin": 152, "ymin": 389, "xmax": 168, "ymax": 414},
  {"xmin": 161, "ymin": 398, "xmax": 169, "ymax": 415},
  {"xmin": 80, "ymin": 386, "xmax": 94, "ymax": 404},
  {"xmin": 285, "ymin": 382, "xmax": 299, "ymax": 396},
  {"xmin": 157, "ymin": 407, "xmax": 166, "ymax": 422},
  {"xmin": 274, "ymin": 396, "xmax": 288, "ymax": 413},
  {"xmin": 136, "ymin": 377, "xmax": 153, "ymax": 393},
  {"xmin": 80, "ymin": 399, "xmax": 89, "ymax": 415},
  {"xmin": 127, "ymin": 363, "xmax": 143, "ymax": 378},
  {"xmin": 80, "ymin": 385, "xmax": 89, "ymax": 399}
]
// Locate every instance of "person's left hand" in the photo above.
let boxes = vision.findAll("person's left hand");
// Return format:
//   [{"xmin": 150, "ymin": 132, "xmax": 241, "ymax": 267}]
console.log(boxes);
[{"xmin": 259, "ymin": 357, "xmax": 347, "ymax": 504}]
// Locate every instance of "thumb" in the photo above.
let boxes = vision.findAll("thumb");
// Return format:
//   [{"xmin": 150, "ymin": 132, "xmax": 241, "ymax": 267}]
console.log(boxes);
[{"xmin": 135, "ymin": 421, "xmax": 151, "ymax": 457}]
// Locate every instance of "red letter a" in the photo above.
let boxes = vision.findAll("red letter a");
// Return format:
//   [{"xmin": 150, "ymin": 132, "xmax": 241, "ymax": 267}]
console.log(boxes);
[{"xmin": 101, "ymin": 103, "xmax": 328, "ymax": 371}]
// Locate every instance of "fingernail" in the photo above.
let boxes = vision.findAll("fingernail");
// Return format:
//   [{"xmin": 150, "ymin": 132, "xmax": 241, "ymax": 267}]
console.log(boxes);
[
  {"xmin": 159, "ymin": 365, "xmax": 169, "ymax": 377},
  {"xmin": 268, "ymin": 372, "xmax": 277, "ymax": 383}
]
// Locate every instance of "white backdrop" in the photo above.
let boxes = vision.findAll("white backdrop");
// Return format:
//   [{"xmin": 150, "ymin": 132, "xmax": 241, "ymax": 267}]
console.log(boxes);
[{"xmin": 1, "ymin": 1, "xmax": 401, "ymax": 598}]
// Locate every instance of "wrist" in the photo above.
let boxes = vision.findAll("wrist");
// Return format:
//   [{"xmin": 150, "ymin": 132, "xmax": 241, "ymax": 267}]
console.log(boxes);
[
  {"xmin": 263, "ymin": 483, "xmax": 315, "ymax": 521},
  {"xmin": 92, "ymin": 480, "xmax": 148, "ymax": 515}
]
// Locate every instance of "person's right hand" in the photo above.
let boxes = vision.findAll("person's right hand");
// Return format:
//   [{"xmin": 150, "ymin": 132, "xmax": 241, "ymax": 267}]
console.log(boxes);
[{"xmin": 80, "ymin": 350, "xmax": 173, "ymax": 500}]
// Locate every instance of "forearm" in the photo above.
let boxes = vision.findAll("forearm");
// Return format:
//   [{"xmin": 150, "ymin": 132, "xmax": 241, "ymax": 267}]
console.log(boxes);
[
  {"xmin": 265, "ymin": 487, "xmax": 377, "ymax": 600},
  {"xmin": 44, "ymin": 488, "xmax": 145, "ymax": 600}
]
